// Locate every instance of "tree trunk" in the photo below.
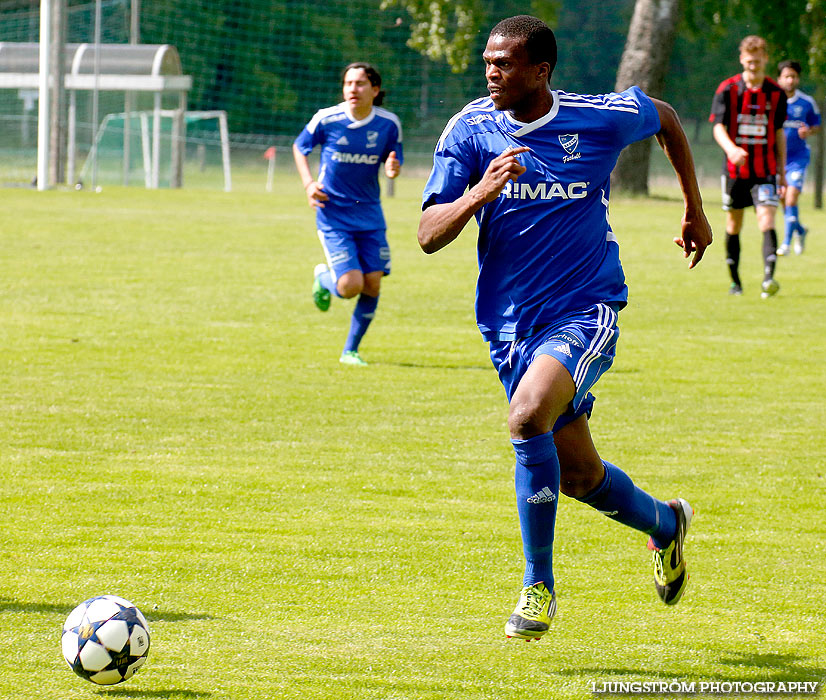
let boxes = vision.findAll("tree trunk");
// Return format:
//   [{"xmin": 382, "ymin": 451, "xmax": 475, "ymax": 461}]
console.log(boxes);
[
  {"xmin": 611, "ymin": 0, "xmax": 681, "ymax": 195},
  {"xmin": 814, "ymin": 92, "xmax": 824, "ymax": 209}
]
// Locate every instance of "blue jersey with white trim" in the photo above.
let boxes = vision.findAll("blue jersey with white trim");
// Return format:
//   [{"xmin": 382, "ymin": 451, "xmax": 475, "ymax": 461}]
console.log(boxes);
[
  {"xmin": 422, "ymin": 86, "xmax": 661, "ymax": 341},
  {"xmin": 295, "ymin": 103, "xmax": 403, "ymax": 231},
  {"xmin": 784, "ymin": 90, "xmax": 821, "ymax": 169}
]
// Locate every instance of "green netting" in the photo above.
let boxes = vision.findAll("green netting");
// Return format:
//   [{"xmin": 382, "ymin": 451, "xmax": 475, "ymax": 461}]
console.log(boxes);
[{"xmin": 1, "ymin": 0, "xmax": 736, "ymax": 186}]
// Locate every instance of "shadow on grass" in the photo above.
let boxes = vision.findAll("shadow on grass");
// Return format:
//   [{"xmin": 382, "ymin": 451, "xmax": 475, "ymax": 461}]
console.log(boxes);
[
  {"xmin": 379, "ymin": 361, "xmax": 491, "ymax": 371},
  {"xmin": 145, "ymin": 609, "xmax": 215, "ymax": 623},
  {"xmin": 94, "ymin": 691, "xmax": 210, "ymax": 699},
  {"xmin": 556, "ymin": 649, "xmax": 825, "ymax": 686},
  {"xmin": 0, "ymin": 598, "xmax": 213, "ymax": 623},
  {"xmin": 716, "ymin": 650, "xmax": 826, "ymax": 683}
]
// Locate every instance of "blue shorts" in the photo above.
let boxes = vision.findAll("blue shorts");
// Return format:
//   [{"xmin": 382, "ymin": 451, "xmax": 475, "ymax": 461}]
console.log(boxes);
[
  {"xmin": 317, "ymin": 228, "xmax": 391, "ymax": 280},
  {"xmin": 785, "ymin": 165, "xmax": 807, "ymax": 191},
  {"xmin": 489, "ymin": 303, "xmax": 620, "ymax": 433}
]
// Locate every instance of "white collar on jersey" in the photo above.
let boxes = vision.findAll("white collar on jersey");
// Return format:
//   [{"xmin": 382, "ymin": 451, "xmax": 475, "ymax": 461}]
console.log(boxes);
[
  {"xmin": 343, "ymin": 104, "xmax": 376, "ymax": 128},
  {"xmin": 505, "ymin": 91, "xmax": 560, "ymax": 137}
]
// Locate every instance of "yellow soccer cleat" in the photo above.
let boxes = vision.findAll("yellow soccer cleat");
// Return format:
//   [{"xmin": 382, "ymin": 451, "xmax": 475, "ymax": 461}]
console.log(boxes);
[
  {"xmin": 648, "ymin": 498, "xmax": 693, "ymax": 605},
  {"xmin": 504, "ymin": 582, "xmax": 556, "ymax": 641}
]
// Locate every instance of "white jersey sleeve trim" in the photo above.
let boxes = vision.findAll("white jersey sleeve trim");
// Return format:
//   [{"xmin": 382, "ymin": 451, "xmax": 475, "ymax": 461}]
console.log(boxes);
[
  {"xmin": 375, "ymin": 107, "xmax": 404, "ymax": 141},
  {"xmin": 557, "ymin": 91, "xmax": 641, "ymax": 114},
  {"xmin": 799, "ymin": 91, "xmax": 821, "ymax": 117},
  {"xmin": 436, "ymin": 97, "xmax": 495, "ymax": 151},
  {"xmin": 306, "ymin": 104, "xmax": 346, "ymax": 134}
]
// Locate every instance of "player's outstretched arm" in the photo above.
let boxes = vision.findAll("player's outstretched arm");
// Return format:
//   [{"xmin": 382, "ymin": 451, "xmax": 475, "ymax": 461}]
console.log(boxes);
[
  {"xmin": 652, "ymin": 99, "xmax": 713, "ymax": 269},
  {"xmin": 418, "ymin": 147, "xmax": 529, "ymax": 254}
]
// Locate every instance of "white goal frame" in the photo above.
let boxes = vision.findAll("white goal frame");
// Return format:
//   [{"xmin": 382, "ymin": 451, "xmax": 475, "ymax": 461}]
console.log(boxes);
[{"xmin": 77, "ymin": 108, "xmax": 231, "ymax": 191}]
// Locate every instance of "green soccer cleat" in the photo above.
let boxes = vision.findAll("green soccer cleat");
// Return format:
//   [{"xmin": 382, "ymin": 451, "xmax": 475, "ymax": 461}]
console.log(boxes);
[
  {"xmin": 312, "ymin": 263, "xmax": 331, "ymax": 312},
  {"xmin": 504, "ymin": 582, "xmax": 556, "ymax": 641},
  {"xmin": 729, "ymin": 283, "xmax": 743, "ymax": 296},
  {"xmin": 648, "ymin": 498, "xmax": 693, "ymax": 605},
  {"xmin": 339, "ymin": 350, "xmax": 368, "ymax": 367}
]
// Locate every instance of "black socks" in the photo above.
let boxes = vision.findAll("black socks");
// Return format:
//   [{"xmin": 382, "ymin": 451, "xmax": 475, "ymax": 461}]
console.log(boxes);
[
  {"xmin": 726, "ymin": 233, "xmax": 741, "ymax": 287},
  {"xmin": 762, "ymin": 228, "xmax": 778, "ymax": 281}
]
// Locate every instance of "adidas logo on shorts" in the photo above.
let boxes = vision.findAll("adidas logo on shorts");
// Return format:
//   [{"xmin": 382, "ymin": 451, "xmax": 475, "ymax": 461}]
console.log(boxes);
[{"xmin": 553, "ymin": 342, "xmax": 572, "ymax": 358}]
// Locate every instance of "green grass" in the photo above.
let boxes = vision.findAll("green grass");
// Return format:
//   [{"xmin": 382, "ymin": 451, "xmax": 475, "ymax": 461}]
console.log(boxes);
[{"xmin": 1, "ymin": 173, "xmax": 825, "ymax": 699}]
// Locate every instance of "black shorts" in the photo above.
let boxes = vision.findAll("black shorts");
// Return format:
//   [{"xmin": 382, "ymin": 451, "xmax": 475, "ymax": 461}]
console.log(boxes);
[{"xmin": 721, "ymin": 175, "xmax": 779, "ymax": 211}]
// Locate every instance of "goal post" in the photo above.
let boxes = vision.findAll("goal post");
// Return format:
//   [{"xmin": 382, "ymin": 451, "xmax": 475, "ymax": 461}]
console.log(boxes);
[{"xmin": 76, "ymin": 108, "xmax": 231, "ymax": 191}]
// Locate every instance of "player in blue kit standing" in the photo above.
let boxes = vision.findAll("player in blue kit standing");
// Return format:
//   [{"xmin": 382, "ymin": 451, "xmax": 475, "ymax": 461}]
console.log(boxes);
[
  {"xmin": 418, "ymin": 15, "xmax": 712, "ymax": 640},
  {"xmin": 293, "ymin": 62, "xmax": 403, "ymax": 366},
  {"xmin": 776, "ymin": 60, "xmax": 821, "ymax": 256}
]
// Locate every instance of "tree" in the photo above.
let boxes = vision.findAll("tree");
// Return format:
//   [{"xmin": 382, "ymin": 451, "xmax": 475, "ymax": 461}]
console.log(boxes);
[
  {"xmin": 612, "ymin": 0, "xmax": 826, "ymax": 197},
  {"xmin": 381, "ymin": 0, "xmax": 558, "ymax": 72},
  {"xmin": 683, "ymin": 0, "xmax": 826, "ymax": 206},
  {"xmin": 611, "ymin": 0, "xmax": 681, "ymax": 194},
  {"xmin": 379, "ymin": 0, "xmax": 485, "ymax": 72}
]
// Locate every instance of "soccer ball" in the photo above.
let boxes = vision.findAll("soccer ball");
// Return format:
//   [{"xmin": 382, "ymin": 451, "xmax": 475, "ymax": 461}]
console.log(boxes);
[{"xmin": 61, "ymin": 595, "xmax": 151, "ymax": 685}]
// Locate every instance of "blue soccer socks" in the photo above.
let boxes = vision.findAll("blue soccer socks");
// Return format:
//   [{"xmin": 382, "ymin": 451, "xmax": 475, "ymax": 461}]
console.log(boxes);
[
  {"xmin": 578, "ymin": 460, "xmax": 677, "ymax": 548},
  {"xmin": 783, "ymin": 205, "xmax": 807, "ymax": 255},
  {"xmin": 343, "ymin": 293, "xmax": 379, "ymax": 354},
  {"xmin": 317, "ymin": 267, "xmax": 342, "ymax": 298},
  {"xmin": 512, "ymin": 432, "xmax": 560, "ymax": 590},
  {"xmin": 783, "ymin": 205, "xmax": 799, "ymax": 248}
]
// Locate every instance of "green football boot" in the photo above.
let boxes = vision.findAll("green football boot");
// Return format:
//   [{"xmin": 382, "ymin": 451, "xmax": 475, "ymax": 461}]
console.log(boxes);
[
  {"xmin": 312, "ymin": 263, "xmax": 331, "ymax": 312},
  {"xmin": 339, "ymin": 350, "xmax": 368, "ymax": 367}
]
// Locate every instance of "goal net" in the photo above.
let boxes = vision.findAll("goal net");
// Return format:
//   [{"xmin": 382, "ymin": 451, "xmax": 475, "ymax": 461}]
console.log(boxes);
[{"xmin": 76, "ymin": 109, "xmax": 230, "ymax": 191}]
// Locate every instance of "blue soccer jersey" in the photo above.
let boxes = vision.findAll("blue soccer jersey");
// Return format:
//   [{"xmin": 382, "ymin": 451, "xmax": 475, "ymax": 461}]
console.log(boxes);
[
  {"xmin": 784, "ymin": 90, "xmax": 821, "ymax": 170},
  {"xmin": 422, "ymin": 86, "xmax": 661, "ymax": 341},
  {"xmin": 295, "ymin": 104, "xmax": 404, "ymax": 232}
]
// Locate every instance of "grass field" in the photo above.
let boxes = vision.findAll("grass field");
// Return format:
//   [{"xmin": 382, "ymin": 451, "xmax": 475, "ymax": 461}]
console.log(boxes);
[{"xmin": 1, "ymin": 172, "xmax": 825, "ymax": 700}]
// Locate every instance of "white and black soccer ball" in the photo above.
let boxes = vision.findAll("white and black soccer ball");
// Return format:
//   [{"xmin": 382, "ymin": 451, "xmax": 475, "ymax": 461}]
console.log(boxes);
[{"xmin": 61, "ymin": 595, "xmax": 151, "ymax": 685}]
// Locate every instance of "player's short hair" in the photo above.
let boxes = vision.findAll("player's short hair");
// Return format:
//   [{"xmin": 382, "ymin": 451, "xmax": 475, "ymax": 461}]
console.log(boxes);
[
  {"xmin": 341, "ymin": 62, "xmax": 385, "ymax": 106},
  {"xmin": 739, "ymin": 35, "xmax": 768, "ymax": 55},
  {"xmin": 777, "ymin": 59, "xmax": 802, "ymax": 76},
  {"xmin": 489, "ymin": 15, "xmax": 557, "ymax": 79}
]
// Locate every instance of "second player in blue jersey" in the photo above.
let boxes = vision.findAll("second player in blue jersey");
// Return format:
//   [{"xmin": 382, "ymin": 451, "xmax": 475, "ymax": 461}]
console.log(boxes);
[
  {"xmin": 294, "ymin": 62, "xmax": 403, "ymax": 366},
  {"xmin": 776, "ymin": 60, "xmax": 821, "ymax": 256}
]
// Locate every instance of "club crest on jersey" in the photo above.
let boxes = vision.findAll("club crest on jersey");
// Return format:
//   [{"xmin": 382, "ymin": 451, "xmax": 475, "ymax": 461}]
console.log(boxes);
[
  {"xmin": 366, "ymin": 130, "xmax": 379, "ymax": 148},
  {"xmin": 559, "ymin": 133, "xmax": 582, "ymax": 163},
  {"xmin": 559, "ymin": 133, "xmax": 579, "ymax": 153}
]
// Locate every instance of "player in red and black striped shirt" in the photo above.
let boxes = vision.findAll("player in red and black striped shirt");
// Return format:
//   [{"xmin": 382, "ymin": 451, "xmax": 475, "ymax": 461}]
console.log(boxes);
[{"xmin": 710, "ymin": 35, "xmax": 787, "ymax": 297}]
